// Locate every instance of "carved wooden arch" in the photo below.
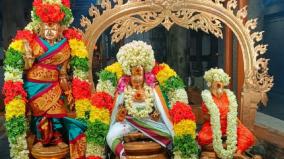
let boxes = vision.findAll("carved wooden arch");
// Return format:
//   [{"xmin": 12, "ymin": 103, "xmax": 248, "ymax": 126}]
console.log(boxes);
[{"xmin": 81, "ymin": 0, "xmax": 273, "ymax": 130}]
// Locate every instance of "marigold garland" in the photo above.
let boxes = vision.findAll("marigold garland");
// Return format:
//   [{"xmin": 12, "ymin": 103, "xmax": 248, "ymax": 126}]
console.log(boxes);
[
  {"xmin": 9, "ymin": 40, "xmax": 25, "ymax": 53},
  {"xmin": 75, "ymin": 99, "xmax": 92, "ymax": 118},
  {"xmin": 89, "ymin": 107, "xmax": 110, "ymax": 125},
  {"xmin": 156, "ymin": 63, "xmax": 177, "ymax": 84},
  {"xmin": 5, "ymin": 99, "xmax": 26, "ymax": 121},
  {"xmin": 173, "ymin": 119, "xmax": 196, "ymax": 137},
  {"xmin": 69, "ymin": 39, "xmax": 88, "ymax": 58}
]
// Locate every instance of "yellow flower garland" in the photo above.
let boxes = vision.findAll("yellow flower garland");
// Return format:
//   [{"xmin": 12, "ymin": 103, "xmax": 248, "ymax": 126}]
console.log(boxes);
[
  {"xmin": 105, "ymin": 62, "xmax": 124, "ymax": 80},
  {"xmin": 5, "ymin": 99, "xmax": 26, "ymax": 120},
  {"xmin": 9, "ymin": 40, "xmax": 25, "ymax": 53},
  {"xmin": 173, "ymin": 119, "xmax": 196, "ymax": 137},
  {"xmin": 89, "ymin": 106, "xmax": 110, "ymax": 125},
  {"xmin": 156, "ymin": 63, "xmax": 177, "ymax": 84},
  {"xmin": 75, "ymin": 99, "xmax": 92, "ymax": 118},
  {"xmin": 69, "ymin": 39, "xmax": 88, "ymax": 58}
]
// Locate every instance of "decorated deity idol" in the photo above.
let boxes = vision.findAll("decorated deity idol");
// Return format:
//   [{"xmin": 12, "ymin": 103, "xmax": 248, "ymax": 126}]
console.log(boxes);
[
  {"xmin": 92, "ymin": 41, "xmax": 198, "ymax": 159},
  {"xmin": 3, "ymin": 0, "xmax": 91, "ymax": 158},
  {"xmin": 198, "ymin": 68, "xmax": 255, "ymax": 159}
]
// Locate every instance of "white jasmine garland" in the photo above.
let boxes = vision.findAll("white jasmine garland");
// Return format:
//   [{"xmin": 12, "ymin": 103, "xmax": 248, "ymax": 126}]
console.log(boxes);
[
  {"xmin": 96, "ymin": 80, "xmax": 115, "ymax": 96},
  {"xmin": 73, "ymin": 68, "xmax": 89, "ymax": 81},
  {"xmin": 167, "ymin": 89, "xmax": 188, "ymax": 107},
  {"xmin": 117, "ymin": 41, "xmax": 155, "ymax": 75},
  {"xmin": 9, "ymin": 135, "xmax": 29, "ymax": 159},
  {"xmin": 124, "ymin": 85, "xmax": 154, "ymax": 118},
  {"xmin": 4, "ymin": 67, "xmax": 23, "ymax": 82},
  {"xmin": 201, "ymin": 89, "xmax": 238, "ymax": 159},
  {"xmin": 204, "ymin": 68, "xmax": 230, "ymax": 86},
  {"xmin": 86, "ymin": 142, "xmax": 105, "ymax": 157}
]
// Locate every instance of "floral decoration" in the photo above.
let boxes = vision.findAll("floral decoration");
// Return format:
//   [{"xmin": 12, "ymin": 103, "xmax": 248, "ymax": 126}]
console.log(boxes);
[
  {"xmin": 116, "ymin": 40, "xmax": 155, "ymax": 75},
  {"xmin": 124, "ymin": 85, "xmax": 154, "ymax": 118},
  {"xmin": 31, "ymin": 0, "xmax": 73, "ymax": 27},
  {"xmin": 203, "ymin": 68, "xmax": 231, "ymax": 86},
  {"xmin": 201, "ymin": 89, "xmax": 238, "ymax": 159},
  {"xmin": 2, "ymin": 8, "xmax": 92, "ymax": 157}
]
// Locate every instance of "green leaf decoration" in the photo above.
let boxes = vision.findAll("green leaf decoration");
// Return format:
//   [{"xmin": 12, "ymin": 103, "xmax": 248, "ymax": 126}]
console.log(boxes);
[
  {"xmin": 174, "ymin": 134, "xmax": 199, "ymax": 158},
  {"xmin": 97, "ymin": 70, "xmax": 117, "ymax": 87},
  {"xmin": 86, "ymin": 120, "xmax": 109, "ymax": 146},
  {"xmin": 4, "ymin": 48, "xmax": 24, "ymax": 70},
  {"xmin": 70, "ymin": 56, "xmax": 89, "ymax": 72},
  {"xmin": 60, "ymin": 6, "xmax": 73, "ymax": 26},
  {"xmin": 5, "ymin": 116, "xmax": 27, "ymax": 144},
  {"xmin": 161, "ymin": 76, "xmax": 185, "ymax": 93}
]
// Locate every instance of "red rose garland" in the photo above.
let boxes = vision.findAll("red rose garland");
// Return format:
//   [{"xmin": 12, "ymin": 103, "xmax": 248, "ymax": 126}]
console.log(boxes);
[
  {"xmin": 169, "ymin": 101, "xmax": 196, "ymax": 124},
  {"xmin": 91, "ymin": 92, "xmax": 114, "ymax": 111},
  {"xmin": 63, "ymin": 28, "xmax": 83, "ymax": 40},
  {"xmin": 14, "ymin": 30, "xmax": 35, "ymax": 45},
  {"xmin": 72, "ymin": 78, "xmax": 91, "ymax": 100},
  {"xmin": 35, "ymin": 4, "xmax": 65, "ymax": 23},
  {"xmin": 3, "ymin": 81, "xmax": 27, "ymax": 104}
]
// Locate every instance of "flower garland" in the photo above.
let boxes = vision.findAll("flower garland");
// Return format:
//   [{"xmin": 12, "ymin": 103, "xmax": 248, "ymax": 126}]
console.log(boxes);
[
  {"xmin": 85, "ymin": 92, "xmax": 114, "ymax": 157},
  {"xmin": 124, "ymin": 85, "xmax": 154, "ymax": 118},
  {"xmin": 201, "ymin": 89, "xmax": 238, "ymax": 159},
  {"xmin": 152, "ymin": 63, "xmax": 198, "ymax": 158},
  {"xmin": 3, "ymin": 31, "xmax": 31, "ymax": 159},
  {"xmin": 31, "ymin": 0, "xmax": 73, "ymax": 27}
]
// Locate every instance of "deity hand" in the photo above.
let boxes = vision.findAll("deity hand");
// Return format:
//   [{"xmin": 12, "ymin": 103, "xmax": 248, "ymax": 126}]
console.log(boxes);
[
  {"xmin": 150, "ymin": 110, "xmax": 160, "ymax": 121},
  {"xmin": 23, "ymin": 40, "xmax": 35, "ymax": 70},
  {"xmin": 65, "ymin": 90, "xmax": 74, "ymax": 111},
  {"xmin": 116, "ymin": 105, "xmax": 127, "ymax": 122}
]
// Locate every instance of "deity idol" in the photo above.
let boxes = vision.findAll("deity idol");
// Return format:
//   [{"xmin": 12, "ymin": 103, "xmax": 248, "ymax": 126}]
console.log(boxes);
[
  {"xmin": 3, "ymin": 0, "xmax": 89, "ymax": 158},
  {"xmin": 198, "ymin": 68, "xmax": 255, "ymax": 159},
  {"xmin": 93, "ymin": 41, "xmax": 198, "ymax": 159}
]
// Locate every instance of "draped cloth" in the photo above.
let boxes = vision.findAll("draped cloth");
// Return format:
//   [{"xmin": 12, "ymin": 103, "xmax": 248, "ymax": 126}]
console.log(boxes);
[
  {"xmin": 24, "ymin": 36, "xmax": 86, "ymax": 159},
  {"xmin": 106, "ymin": 86, "xmax": 173, "ymax": 157},
  {"xmin": 197, "ymin": 93, "xmax": 255, "ymax": 153}
]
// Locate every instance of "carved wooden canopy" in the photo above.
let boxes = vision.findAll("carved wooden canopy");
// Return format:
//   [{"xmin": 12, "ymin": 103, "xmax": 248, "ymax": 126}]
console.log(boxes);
[{"xmin": 80, "ymin": 0, "xmax": 273, "ymax": 130}]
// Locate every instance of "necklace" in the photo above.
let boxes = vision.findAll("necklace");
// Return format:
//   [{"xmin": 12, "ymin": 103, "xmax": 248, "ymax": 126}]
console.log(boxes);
[{"xmin": 124, "ymin": 84, "xmax": 154, "ymax": 118}]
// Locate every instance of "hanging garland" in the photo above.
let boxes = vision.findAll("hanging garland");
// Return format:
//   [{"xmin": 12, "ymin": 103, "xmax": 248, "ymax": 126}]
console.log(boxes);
[{"xmin": 201, "ymin": 89, "xmax": 238, "ymax": 159}]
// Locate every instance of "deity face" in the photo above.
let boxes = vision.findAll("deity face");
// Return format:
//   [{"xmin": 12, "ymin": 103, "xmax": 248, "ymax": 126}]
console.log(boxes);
[
  {"xmin": 41, "ymin": 23, "xmax": 61, "ymax": 41},
  {"xmin": 210, "ymin": 81, "xmax": 224, "ymax": 97},
  {"xmin": 130, "ymin": 66, "xmax": 144, "ymax": 89}
]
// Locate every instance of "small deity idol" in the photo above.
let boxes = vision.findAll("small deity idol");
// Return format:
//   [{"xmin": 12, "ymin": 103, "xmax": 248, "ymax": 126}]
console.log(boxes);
[
  {"xmin": 3, "ymin": 0, "xmax": 88, "ymax": 158},
  {"xmin": 198, "ymin": 68, "xmax": 255, "ymax": 159}
]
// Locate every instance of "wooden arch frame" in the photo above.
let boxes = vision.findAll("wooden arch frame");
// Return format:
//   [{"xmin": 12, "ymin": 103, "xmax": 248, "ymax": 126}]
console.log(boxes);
[{"xmin": 80, "ymin": 0, "xmax": 273, "ymax": 130}]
